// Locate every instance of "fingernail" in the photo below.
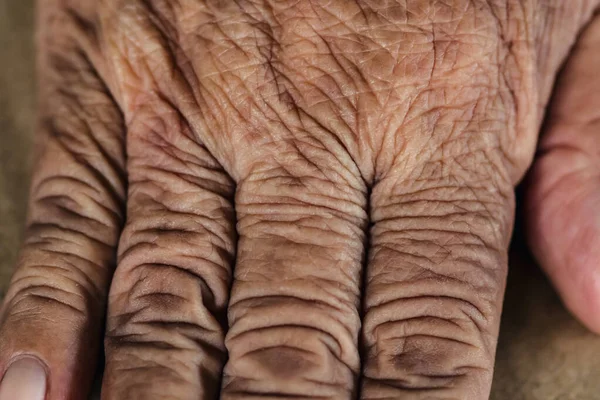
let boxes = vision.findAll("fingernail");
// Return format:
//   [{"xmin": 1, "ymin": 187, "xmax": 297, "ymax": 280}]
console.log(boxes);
[{"xmin": 0, "ymin": 357, "xmax": 47, "ymax": 400}]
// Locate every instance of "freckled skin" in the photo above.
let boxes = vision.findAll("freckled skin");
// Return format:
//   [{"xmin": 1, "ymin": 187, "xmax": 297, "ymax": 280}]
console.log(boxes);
[{"xmin": 1, "ymin": 0, "xmax": 600, "ymax": 399}]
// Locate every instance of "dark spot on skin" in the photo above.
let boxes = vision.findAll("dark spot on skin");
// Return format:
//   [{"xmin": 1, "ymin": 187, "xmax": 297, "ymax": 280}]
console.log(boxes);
[{"xmin": 250, "ymin": 347, "xmax": 317, "ymax": 379}]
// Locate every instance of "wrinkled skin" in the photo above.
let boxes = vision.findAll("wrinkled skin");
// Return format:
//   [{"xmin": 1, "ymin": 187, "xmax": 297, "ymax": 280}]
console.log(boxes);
[{"xmin": 1, "ymin": 0, "xmax": 600, "ymax": 399}]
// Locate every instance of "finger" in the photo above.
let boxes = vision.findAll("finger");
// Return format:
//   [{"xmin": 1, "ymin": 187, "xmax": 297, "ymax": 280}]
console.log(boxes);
[
  {"xmin": 96, "ymin": 2, "xmax": 238, "ymax": 397},
  {"xmin": 357, "ymin": 2, "xmax": 600, "ymax": 397},
  {"xmin": 0, "ymin": 3, "xmax": 126, "ymax": 399},
  {"xmin": 361, "ymin": 166, "xmax": 516, "ymax": 398},
  {"xmin": 526, "ymin": 11, "xmax": 600, "ymax": 334},
  {"xmin": 100, "ymin": 102, "xmax": 236, "ymax": 399},
  {"xmin": 220, "ymin": 161, "xmax": 368, "ymax": 399}
]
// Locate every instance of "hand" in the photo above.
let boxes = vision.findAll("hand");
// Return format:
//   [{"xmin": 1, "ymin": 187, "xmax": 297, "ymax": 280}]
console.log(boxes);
[{"xmin": 1, "ymin": 1, "xmax": 599, "ymax": 399}]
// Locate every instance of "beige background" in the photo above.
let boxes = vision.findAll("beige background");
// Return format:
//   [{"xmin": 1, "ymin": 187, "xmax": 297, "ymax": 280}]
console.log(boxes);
[{"xmin": 1, "ymin": 2, "xmax": 599, "ymax": 399}]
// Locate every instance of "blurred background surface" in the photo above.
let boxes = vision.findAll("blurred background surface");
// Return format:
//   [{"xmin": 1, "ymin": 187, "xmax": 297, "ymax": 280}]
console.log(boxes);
[{"xmin": 0, "ymin": 1, "xmax": 599, "ymax": 399}]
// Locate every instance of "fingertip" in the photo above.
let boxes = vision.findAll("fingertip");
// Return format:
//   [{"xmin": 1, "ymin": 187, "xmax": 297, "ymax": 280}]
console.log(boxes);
[
  {"xmin": 557, "ymin": 246, "xmax": 600, "ymax": 335},
  {"xmin": 550, "ymin": 255, "xmax": 600, "ymax": 335},
  {"xmin": 575, "ymin": 270, "xmax": 600, "ymax": 335},
  {"xmin": 526, "ymin": 171, "xmax": 600, "ymax": 334}
]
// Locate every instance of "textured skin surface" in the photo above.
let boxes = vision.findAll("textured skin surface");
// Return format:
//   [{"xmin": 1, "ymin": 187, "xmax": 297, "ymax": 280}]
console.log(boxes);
[{"xmin": 1, "ymin": 1, "xmax": 600, "ymax": 399}]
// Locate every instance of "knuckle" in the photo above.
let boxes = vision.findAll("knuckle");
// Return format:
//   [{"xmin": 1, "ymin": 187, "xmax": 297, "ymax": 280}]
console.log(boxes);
[
  {"xmin": 223, "ymin": 293, "xmax": 358, "ymax": 396},
  {"xmin": 104, "ymin": 267, "xmax": 228, "ymax": 394},
  {"xmin": 4, "ymin": 244, "xmax": 112, "ymax": 322},
  {"xmin": 226, "ymin": 325, "xmax": 346, "ymax": 379},
  {"xmin": 362, "ymin": 293, "xmax": 493, "ymax": 392},
  {"xmin": 105, "ymin": 302, "xmax": 224, "ymax": 353},
  {"xmin": 227, "ymin": 292, "xmax": 358, "ymax": 357},
  {"xmin": 107, "ymin": 255, "xmax": 230, "ymax": 352},
  {"xmin": 3, "ymin": 277, "xmax": 92, "ymax": 321},
  {"xmin": 116, "ymin": 210, "xmax": 234, "ymax": 313},
  {"xmin": 104, "ymin": 286, "xmax": 225, "ymax": 398}
]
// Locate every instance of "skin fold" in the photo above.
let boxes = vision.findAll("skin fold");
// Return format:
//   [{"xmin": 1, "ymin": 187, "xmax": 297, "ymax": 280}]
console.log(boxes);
[{"xmin": 0, "ymin": 0, "xmax": 600, "ymax": 399}]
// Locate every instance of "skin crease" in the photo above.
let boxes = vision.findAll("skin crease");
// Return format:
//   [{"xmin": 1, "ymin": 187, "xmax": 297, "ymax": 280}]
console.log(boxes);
[{"xmin": 0, "ymin": 0, "xmax": 599, "ymax": 399}]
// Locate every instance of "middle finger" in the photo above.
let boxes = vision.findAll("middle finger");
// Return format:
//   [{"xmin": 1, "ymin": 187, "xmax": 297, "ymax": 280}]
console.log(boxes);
[{"xmin": 221, "ymin": 157, "xmax": 368, "ymax": 398}]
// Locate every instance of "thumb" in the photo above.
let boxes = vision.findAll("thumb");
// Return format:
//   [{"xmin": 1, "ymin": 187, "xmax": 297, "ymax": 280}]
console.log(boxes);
[{"xmin": 526, "ymin": 10, "xmax": 600, "ymax": 333}]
